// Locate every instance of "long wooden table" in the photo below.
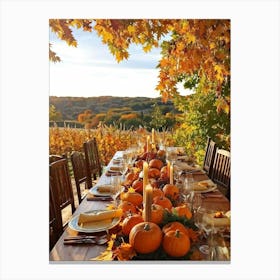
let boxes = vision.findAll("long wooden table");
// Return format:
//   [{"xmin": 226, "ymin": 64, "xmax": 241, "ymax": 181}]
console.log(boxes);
[{"xmin": 49, "ymin": 151, "xmax": 230, "ymax": 262}]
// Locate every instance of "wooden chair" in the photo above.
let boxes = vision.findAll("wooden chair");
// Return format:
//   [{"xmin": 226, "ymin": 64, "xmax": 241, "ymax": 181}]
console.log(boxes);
[
  {"xmin": 49, "ymin": 177, "xmax": 63, "ymax": 251},
  {"xmin": 92, "ymin": 138, "xmax": 102, "ymax": 176},
  {"xmin": 49, "ymin": 158, "xmax": 76, "ymax": 225},
  {"xmin": 70, "ymin": 151, "xmax": 88, "ymax": 203},
  {"xmin": 211, "ymin": 149, "xmax": 231, "ymax": 200},
  {"xmin": 202, "ymin": 137, "xmax": 217, "ymax": 176},
  {"xmin": 83, "ymin": 138, "xmax": 102, "ymax": 189},
  {"xmin": 49, "ymin": 154, "xmax": 64, "ymax": 164}
]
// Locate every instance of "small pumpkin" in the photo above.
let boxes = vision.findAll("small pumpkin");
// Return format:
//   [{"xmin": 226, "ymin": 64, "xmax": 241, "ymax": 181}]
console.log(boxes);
[
  {"xmin": 132, "ymin": 179, "xmax": 143, "ymax": 193},
  {"xmin": 119, "ymin": 201, "xmax": 137, "ymax": 217},
  {"xmin": 148, "ymin": 168, "xmax": 161, "ymax": 179},
  {"xmin": 150, "ymin": 204, "xmax": 165, "ymax": 224},
  {"xmin": 172, "ymin": 205, "xmax": 192, "ymax": 219},
  {"xmin": 152, "ymin": 187, "xmax": 164, "ymax": 198},
  {"xmin": 148, "ymin": 159, "xmax": 164, "ymax": 170},
  {"xmin": 162, "ymin": 184, "xmax": 179, "ymax": 200},
  {"xmin": 121, "ymin": 191, "xmax": 143, "ymax": 207},
  {"xmin": 153, "ymin": 195, "xmax": 172, "ymax": 210},
  {"xmin": 122, "ymin": 214, "xmax": 144, "ymax": 236},
  {"xmin": 134, "ymin": 160, "xmax": 144, "ymax": 169},
  {"xmin": 162, "ymin": 221, "xmax": 189, "ymax": 236},
  {"xmin": 160, "ymin": 166, "xmax": 169, "ymax": 180},
  {"xmin": 129, "ymin": 222, "xmax": 162, "ymax": 254},
  {"xmin": 162, "ymin": 229, "xmax": 191, "ymax": 257},
  {"xmin": 123, "ymin": 172, "xmax": 139, "ymax": 186}
]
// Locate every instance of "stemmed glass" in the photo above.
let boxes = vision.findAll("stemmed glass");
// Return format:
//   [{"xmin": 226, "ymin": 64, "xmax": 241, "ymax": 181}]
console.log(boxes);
[
  {"xmin": 110, "ymin": 176, "xmax": 123, "ymax": 208},
  {"xmin": 166, "ymin": 147, "xmax": 177, "ymax": 165},
  {"xmin": 182, "ymin": 174, "xmax": 195, "ymax": 211},
  {"xmin": 119, "ymin": 159, "xmax": 128, "ymax": 180}
]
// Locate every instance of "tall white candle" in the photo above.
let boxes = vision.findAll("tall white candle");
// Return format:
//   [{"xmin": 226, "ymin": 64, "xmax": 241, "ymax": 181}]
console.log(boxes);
[
  {"xmin": 170, "ymin": 163, "xmax": 174, "ymax": 185},
  {"xmin": 143, "ymin": 184, "xmax": 153, "ymax": 222},
  {"xmin": 166, "ymin": 160, "xmax": 170, "ymax": 178},
  {"xmin": 151, "ymin": 128, "xmax": 155, "ymax": 144},
  {"xmin": 146, "ymin": 135, "xmax": 150, "ymax": 152},
  {"xmin": 143, "ymin": 161, "xmax": 149, "ymax": 202}
]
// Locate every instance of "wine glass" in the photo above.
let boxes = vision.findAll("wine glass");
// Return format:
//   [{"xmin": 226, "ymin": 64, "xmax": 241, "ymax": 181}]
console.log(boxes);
[
  {"xmin": 182, "ymin": 174, "xmax": 195, "ymax": 210},
  {"xmin": 110, "ymin": 176, "xmax": 122, "ymax": 208},
  {"xmin": 192, "ymin": 193, "xmax": 202, "ymax": 214},
  {"xmin": 166, "ymin": 147, "xmax": 177, "ymax": 164},
  {"xmin": 119, "ymin": 159, "xmax": 128, "ymax": 179}
]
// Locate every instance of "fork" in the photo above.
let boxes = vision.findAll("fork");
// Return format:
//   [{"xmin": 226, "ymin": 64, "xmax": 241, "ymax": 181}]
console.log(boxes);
[{"xmin": 63, "ymin": 235, "xmax": 108, "ymax": 245}]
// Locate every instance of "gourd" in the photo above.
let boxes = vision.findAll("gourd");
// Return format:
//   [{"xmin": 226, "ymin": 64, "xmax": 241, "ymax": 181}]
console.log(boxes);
[
  {"xmin": 162, "ymin": 221, "xmax": 189, "ymax": 236},
  {"xmin": 150, "ymin": 204, "xmax": 164, "ymax": 224},
  {"xmin": 172, "ymin": 205, "xmax": 192, "ymax": 219},
  {"xmin": 162, "ymin": 229, "xmax": 190, "ymax": 257},
  {"xmin": 162, "ymin": 184, "xmax": 179, "ymax": 200},
  {"xmin": 129, "ymin": 222, "xmax": 162, "ymax": 254},
  {"xmin": 121, "ymin": 191, "xmax": 143, "ymax": 207},
  {"xmin": 153, "ymin": 195, "xmax": 172, "ymax": 210},
  {"xmin": 122, "ymin": 214, "xmax": 144, "ymax": 236}
]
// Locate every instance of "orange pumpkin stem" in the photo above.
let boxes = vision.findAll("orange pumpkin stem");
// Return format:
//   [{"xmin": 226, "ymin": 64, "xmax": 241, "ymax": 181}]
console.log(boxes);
[
  {"xmin": 175, "ymin": 229, "xmax": 181, "ymax": 238},
  {"xmin": 143, "ymin": 223, "xmax": 150, "ymax": 231}
]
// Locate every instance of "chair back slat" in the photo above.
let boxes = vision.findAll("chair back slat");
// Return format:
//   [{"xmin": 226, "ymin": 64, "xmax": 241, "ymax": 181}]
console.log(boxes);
[
  {"xmin": 49, "ymin": 158, "xmax": 75, "ymax": 221},
  {"xmin": 211, "ymin": 149, "xmax": 231, "ymax": 200},
  {"xmin": 49, "ymin": 177, "xmax": 63, "ymax": 251},
  {"xmin": 203, "ymin": 137, "xmax": 217, "ymax": 175},
  {"xmin": 83, "ymin": 138, "xmax": 102, "ymax": 189},
  {"xmin": 70, "ymin": 151, "xmax": 88, "ymax": 203}
]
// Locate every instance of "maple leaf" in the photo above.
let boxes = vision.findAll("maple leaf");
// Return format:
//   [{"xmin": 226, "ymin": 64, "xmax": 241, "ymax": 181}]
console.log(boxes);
[
  {"xmin": 143, "ymin": 43, "xmax": 152, "ymax": 53},
  {"xmin": 127, "ymin": 25, "xmax": 135, "ymax": 34},
  {"xmin": 112, "ymin": 242, "xmax": 136, "ymax": 261}
]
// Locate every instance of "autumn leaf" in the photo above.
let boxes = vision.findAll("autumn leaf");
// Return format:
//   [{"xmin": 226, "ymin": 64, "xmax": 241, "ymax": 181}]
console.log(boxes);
[
  {"xmin": 112, "ymin": 242, "xmax": 136, "ymax": 261},
  {"xmin": 127, "ymin": 25, "xmax": 135, "ymax": 34}
]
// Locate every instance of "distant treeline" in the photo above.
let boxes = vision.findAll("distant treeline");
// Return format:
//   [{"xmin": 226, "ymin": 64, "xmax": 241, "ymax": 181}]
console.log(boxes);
[
  {"xmin": 50, "ymin": 95, "xmax": 177, "ymax": 120},
  {"xmin": 49, "ymin": 96, "xmax": 179, "ymax": 130}
]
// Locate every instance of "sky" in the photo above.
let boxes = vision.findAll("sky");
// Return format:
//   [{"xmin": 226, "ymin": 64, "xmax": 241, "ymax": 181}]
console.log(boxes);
[{"xmin": 49, "ymin": 24, "xmax": 165, "ymax": 98}]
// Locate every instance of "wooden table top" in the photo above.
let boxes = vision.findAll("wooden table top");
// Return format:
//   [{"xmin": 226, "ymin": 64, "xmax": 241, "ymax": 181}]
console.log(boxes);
[{"xmin": 49, "ymin": 151, "xmax": 230, "ymax": 262}]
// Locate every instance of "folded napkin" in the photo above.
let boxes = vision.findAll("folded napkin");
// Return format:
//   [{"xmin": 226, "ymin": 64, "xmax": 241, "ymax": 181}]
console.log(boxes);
[
  {"xmin": 106, "ymin": 170, "xmax": 122, "ymax": 176},
  {"xmin": 96, "ymin": 185, "xmax": 113, "ymax": 193},
  {"xmin": 203, "ymin": 212, "xmax": 230, "ymax": 227},
  {"xmin": 193, "ymin": 179, "xmax": 216, "ymax": 191},
  {"xmin": 175, "ymin": 161, "xmax": 200, "ymax": 171},
  {"xmin": 109, "ymin": 166, "xmax": 122, "ymax": 172},
  {"xmin": 78, "ymin": 209, "xmax": 123, "ymax": 228}
]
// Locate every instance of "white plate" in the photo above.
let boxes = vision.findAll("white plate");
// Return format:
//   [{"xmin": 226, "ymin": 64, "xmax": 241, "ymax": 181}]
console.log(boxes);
[
  {"xmin": 193, "ymin": 179, "xmax": 217, "ymax": 193},
  {"xmin": 68, "ymin": 210, "xmax": 121, "ymax": 233},
  {"xmin": 89, "ymin": 184, "xmax": 113, "ymax": 197}
]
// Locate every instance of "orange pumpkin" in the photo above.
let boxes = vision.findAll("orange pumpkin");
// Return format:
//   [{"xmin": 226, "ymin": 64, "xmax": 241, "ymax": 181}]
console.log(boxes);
[
  {"xmin": 132, "ymin": 179, "xmax": 143, "ymax": 193},
  {"xmin": 148, "ymin": 168, "xmax": 161, "ymax": 179},
  {"xmin": 172, "ymin": 205, "xmax": 192, "ymax": 219},
  {"xmin": 160, "ymin": 166, "xmax": 169, "ymax": 180},
  {"xmin": 148, "ymin": 159, "xmax": 164, "ymax": 170},
  {"xmin": 162, "ymin": 221, "xmax": 189, "ymax": 236},
  {"xmin": 157, "ymin": 149, "xmax": 166, "ymax": 159},
  {"xmin": 123, "ymin": 172, "xmax": 139, "ymax": 187},
  {"xmin": 162, "ymin": 184, "xmax": 179, "ymax": 200},
  {"xmin": 119, "ymin": 201, "xmax": 137, "ymax": 217},
  {"xmin": 121, "ymin": 191, "xmax": 143, "ymax": 207},
  {"xmin": 134, "ymin": 160, "xmax": 144, "ymax": 169},
  {"xmin": 150, "ymin": 204, "xmax": 164, "ymax": 224},
  {"xmin": 153, "ymin": 195, "xmax": 172, "ymax": 210},
  {"xmin": 152, "ymin": 188, "xmax": 164, "ymax": 198},
  {"xmin": 162, "ymin": 229, "xmax": 191, "ymax": 257},
  {"xmin": 122, "ymin": 214, "xmax": 144, "ymax": 236},
  {"xmin": 129, "ymin": 222, "xmax": 162, "ymax": 254}
]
